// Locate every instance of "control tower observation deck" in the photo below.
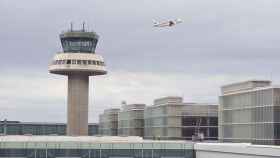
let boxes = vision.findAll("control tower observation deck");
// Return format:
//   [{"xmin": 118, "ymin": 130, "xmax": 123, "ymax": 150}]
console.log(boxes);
[{"xmin": 49, "ymin": 26, "xmax": 107, "ymax": 136}]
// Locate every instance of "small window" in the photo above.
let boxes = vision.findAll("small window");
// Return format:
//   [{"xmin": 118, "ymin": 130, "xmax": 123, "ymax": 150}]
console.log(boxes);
[
  {"xmin": 77, "ymin": 60, "xmax": 81, "ymax": 64},
  {"xmin": 72, "ymin": 60, "xmax": 76, "ymax": 64},
  {"xmin": 96, "ymin": 61, "xmax": 100, "ymax": 65},
  {"xmin": 62, "ymin": 60, "xmax": 66, "ymax": 64},
  {"xmin": 67, "ymin": 60, "xmax": 71, "ymax": 64},
  {"xmin": 92, "ymin": 61, "xmax": 96, "ymax": 65},
  {"xmin": 82, "ymin": 60, "xmax": 87, "ymax": 65},
  {"xmin": 58, "ymin": 60, "xmax": 62, "ymax": 64},
  {"xmin": 88, "ymin": 60, "xmax": 92, "ymax": 65}
]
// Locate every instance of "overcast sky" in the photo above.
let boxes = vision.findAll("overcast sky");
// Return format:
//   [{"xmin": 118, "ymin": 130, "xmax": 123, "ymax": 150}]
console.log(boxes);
[{"xmin": 1, "ymin": 0, "xmax": 280, "ymax": 123}]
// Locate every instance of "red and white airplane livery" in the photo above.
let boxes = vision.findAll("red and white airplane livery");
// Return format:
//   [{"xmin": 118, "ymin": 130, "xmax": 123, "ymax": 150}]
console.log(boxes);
[{"xmin": 153, "ymin": 18, "xmax": 183, "ymax": 27}]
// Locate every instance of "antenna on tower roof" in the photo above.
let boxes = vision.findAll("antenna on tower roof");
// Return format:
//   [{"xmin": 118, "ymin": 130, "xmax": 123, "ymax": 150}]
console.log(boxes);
[
  {"xmin": 70, "ymin": 22, "xmax": 73, "ymax": 32},
  {"xmin": 82, "ymin": 22, "xmax": 85, "ymax": 32}
]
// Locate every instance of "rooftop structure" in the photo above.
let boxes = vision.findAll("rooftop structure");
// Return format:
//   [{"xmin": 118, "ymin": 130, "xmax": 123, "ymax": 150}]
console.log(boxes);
[
  {"xmin": 221, "ymin": 80, "xmax": 271, "ymax": 95},
  {"xmin": 219, "ymin": 80, "xmax": 280, "ymax": 145},
  {"xmin": 48, "ymin": 25, "xmax": 106, "ymax": 136}
]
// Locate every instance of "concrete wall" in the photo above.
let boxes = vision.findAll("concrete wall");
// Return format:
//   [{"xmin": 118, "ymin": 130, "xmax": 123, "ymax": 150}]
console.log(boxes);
[{"xmin": 67, "ymin": 74, "xmax": 89, "ymax": 136}]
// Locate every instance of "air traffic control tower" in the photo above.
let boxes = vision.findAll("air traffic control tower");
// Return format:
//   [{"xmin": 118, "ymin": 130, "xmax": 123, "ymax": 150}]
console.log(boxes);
[{"xmin": 49, "ymin": 25, "xmax": 107, "ymax": 136}]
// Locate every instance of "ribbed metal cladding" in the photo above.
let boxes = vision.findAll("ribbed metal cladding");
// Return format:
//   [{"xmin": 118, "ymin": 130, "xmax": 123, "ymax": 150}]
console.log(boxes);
[
  {"xmin": 67, "ymin": 74, "xmax": 89, "ymax": 136},
  {"xmin": 219, "ymin": 80, "xmax": 280, "ymax": 145}
]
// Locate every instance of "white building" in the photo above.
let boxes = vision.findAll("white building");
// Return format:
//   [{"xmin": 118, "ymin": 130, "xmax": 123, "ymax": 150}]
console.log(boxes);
[
  {"xmin": 118, "ymin": 104, "xmax": 146, "ymax": 137},
  {"xmin": 144, "ymin": 96, "xmax": 218, "ymax": 140},
  {"xmin": 99, "ymin": 108, "xmax": 120, "ymax": 136},
  {"xmin": 219, "ymin": 80, "xmax": 280, "ymax": 145}
]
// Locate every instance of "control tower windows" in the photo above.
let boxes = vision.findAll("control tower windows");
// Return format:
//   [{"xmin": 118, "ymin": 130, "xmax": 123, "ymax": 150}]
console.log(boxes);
[
  {"xmin": 52, "ymin": 59, "xmax": 105, "ymax": 66},
  {"xmin": 61, "ymin": 38, "xmax": 97, "ymax": 53}
]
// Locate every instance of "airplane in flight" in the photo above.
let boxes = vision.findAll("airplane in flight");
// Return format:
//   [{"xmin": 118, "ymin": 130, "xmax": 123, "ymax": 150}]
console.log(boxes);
[{"xmin": 153, "ymin": 18, "xmax": 183, "ymax": 27}]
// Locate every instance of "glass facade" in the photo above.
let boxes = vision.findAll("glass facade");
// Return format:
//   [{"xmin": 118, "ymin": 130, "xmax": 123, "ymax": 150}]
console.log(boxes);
[
  {"xmin": 144, "ymin": 97, "xmax": 218, "ymax": 140},
  {"xmin": 61, "ymin": 38, "xmax": 98, "ymax": 53},
  {"xmin": 59, "ymin": 30, "xmax": 99, "ymax": 54},
  {"xmin": 181, "ymin": 116, "xmax": 218, "ymax": 140},
  {"xmin": 99, "ymin": 109, "xmax": 120, "ymax": 136},
  {"xmin": 0, "ymin": 149, "xmax": 194, "ymax": 158},
  {"xmin": 0, "ymin": 121, "xmax": 99, "ymax": 136},
  {"xmin": 0, "ymin": 137, "xmax": 194, "ymax": 158},
  {"xmin": 118, "ymin": 104, "xmax": 145, "ymax": 137},
  {"xmin": 52, "ymin": 59, "xmax": 105, "ymax": 66},
  {"xmin": 220, "ymin": 81, "xmax": 280, "ymax": 145}
]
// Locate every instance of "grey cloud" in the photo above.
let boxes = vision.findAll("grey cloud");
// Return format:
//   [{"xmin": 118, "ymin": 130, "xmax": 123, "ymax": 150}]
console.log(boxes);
[{"xmin": 1, "ymin": 0, "xmax": 280, "ymax": 121}]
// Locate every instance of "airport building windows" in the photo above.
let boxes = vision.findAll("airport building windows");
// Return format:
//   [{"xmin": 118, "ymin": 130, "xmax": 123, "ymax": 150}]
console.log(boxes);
[
  {"xmin": 219, "ymin": 80, "xmax": 280, "ymax": 145},
  {"xmin": 144, "ymin": 97, "xmax": 218, "ymax": 140},
  {"xmin": 61, "ymin": 38, "xmax": 97, "ymax": 53},
  {"xmin": 0, "ymin": 121, "xmax": 99, "ymax": 136}
]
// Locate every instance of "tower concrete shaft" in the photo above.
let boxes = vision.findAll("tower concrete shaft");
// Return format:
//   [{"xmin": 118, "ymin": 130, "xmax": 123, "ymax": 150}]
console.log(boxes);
[{"xmin": 67, "ymin": 74, "xmax": 89, "ymax": 136}]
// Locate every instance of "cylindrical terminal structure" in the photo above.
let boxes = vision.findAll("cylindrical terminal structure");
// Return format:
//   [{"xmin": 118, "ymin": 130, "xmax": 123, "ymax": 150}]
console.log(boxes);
[
  {"xmin": 67, "ymin": 74, "xmax": 89, "ymax": 136},
  {"xmin": 49, "ymin": 28, "xmax": 106, "ymax": 136}
]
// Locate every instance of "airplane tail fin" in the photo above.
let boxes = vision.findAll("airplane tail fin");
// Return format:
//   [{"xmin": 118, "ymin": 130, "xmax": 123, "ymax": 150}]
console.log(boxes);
[{"xmin": 153, "ymin": 20, "xmax": 158, "ymax": 25}]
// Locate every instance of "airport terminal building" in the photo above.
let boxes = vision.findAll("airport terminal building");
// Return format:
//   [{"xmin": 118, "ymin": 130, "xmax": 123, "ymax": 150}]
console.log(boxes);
[
  {"xmin": 0, "ymin": 136, "xmax": 194, "ymax": 158},
  {"xmin": 219, "ymin": 80, "xmax": 280, "ymax": 145},
  {"xmin": 0, "ymin": 136, "xmax": 280, "ymax": 158}
]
